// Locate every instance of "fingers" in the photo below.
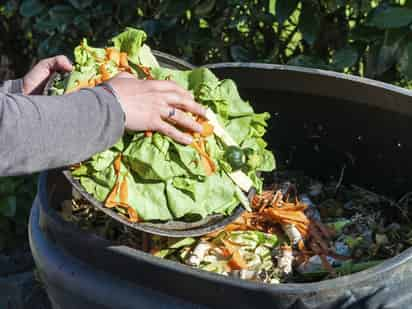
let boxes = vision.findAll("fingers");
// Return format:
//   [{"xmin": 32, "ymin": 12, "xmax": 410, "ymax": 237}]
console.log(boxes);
[
  {"xmin": 55, "ymin": 55, "xmax": 73, "ymax": 72},
  {"xmin": 43, "ymin": 55, "xmax": 73, "ymax": 73},
  {"xmin": 156, "ymin": 121, "xmax": 193, "ymax": 145},
  {"xmin": 157, "ymin": 91, "xmax": 206, "ymax": 118},
  {"xmin": 145, "ymin": 80, "xmax": 194, "ymax": 99},
  {"xmin": 160, "ymin": 106, "xmax": 202, "ymax": 133},
  {"xmin": 169, "ymin": 99, "xmax": 206, "ymax": 118},
  {"xmin": 109, "ymin": 77, "xmax": 205, "ymax": 117},
  {"xmin": 144, "ymin": 80, "xmax": 184, "ymax": 92}
]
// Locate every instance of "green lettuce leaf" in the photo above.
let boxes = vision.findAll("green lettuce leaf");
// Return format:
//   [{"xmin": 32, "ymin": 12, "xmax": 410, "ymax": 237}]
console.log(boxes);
[
  {"xmin": 166, "ymin": 172, "xmax": 238, "ymax": 219},
  {"xmin": 123, "ymin": 135, "xmax": 188, "ymax": 181},
  {"xmin": 259, "ymin": 149, "xmax": 276, "ymax": 172},
  {"xmin": 170, "ymin": 140, "xmax": 207, "ymax": 177},
  {"xmin": 79, "ymin": 165, "xmax": 116, "ymax": 202},
  {"xmin": 112, "ymin": 138, "xmax": 125, "ymax": 152},
  {"xmin": 172, "ymin": 177, "xmax": 197, "ymax": 200},
  {"xmin": 166, "ymin": 179, "xmax": 208, "ymax": 219},
  {"xmin": 90, "ymin": 149, "xmax": 119, "ymax": 172},
  {"xmin": 138, "ymin": 44, "xmax": 160, "ymax": 68},
  {"xmin": 154, "ymin": 237, "xmax": 197, "ymax": 258},
  {"xmin": 252, "ymin": 112, "xmax": 270, "ymax": 126},
  {"xmin": 111, "ymin": 27, "xmax": 147, "ymax": 65},
  {"xmin": 225, "ymin": 116, "xmax": 252, "ymax": 144},
  {"xmin": 126, "ymin": 173, "xmax": 172, "ymax": 221},
  {"xmin": 227, "ymin": 230, "xmax": 278, "ymax": 248},
  {"xmin": 151, "ymin": 67, "xmax": 191, "ymax": 89},
  {"xmin": 248, "ymin": 171, "xmax": 263, "ymax": 193},
  {"xmin": 74, "ymin": 38, "xmax": 105, "ymax": 71},
  {"xmin": 218, "ymin": 79, "xmax": 253, "ymax": 117}
]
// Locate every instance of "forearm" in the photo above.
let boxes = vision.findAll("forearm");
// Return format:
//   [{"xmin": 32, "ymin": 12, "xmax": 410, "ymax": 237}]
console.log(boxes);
[
  {"xmin": 0, "ymin": 87, "xmax": 125, "ymax": 176},
  {"xmin": 0, "ymin": 79, "xmax": 23, "ymax": 94}
]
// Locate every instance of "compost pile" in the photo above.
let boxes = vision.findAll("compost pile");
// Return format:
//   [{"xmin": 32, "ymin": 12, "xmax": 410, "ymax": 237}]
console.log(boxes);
[{"xmin": 60, "ymin": 171, "xmax": 412, "ymax": 283}]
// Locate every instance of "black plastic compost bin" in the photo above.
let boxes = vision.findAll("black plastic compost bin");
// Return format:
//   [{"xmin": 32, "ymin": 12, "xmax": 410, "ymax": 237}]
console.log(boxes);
[{"xmin": 29, "ymin": 53, "xmax": 412, "ymax": 309}]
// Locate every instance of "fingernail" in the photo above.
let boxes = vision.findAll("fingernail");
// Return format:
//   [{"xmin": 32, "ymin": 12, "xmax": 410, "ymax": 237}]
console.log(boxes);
[{"xmin": 183, "ymin": 136, "xmax": 193, "ymax": 144}]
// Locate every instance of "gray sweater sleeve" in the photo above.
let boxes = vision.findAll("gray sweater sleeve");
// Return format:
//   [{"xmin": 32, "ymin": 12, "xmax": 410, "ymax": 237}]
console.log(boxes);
[
  {"xmin": 0, "ymin": 85, "xmax": 125, "ymax": 176},
  {"xmin": 0, "ymin": 79, "xmax": 24, "ymax": 94}
]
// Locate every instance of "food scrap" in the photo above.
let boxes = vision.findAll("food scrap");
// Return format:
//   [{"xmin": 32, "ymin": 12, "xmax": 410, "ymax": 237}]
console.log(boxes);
[
  {"xmin": 60, "ymin": 171, "xmax": 412, "ymax": 283},
  {"xmin": 56, "ymin": 28, "xmax": 275, "ymax": 223}
]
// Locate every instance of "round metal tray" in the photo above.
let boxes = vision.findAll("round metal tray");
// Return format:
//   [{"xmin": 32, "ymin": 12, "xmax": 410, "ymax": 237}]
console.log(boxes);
[{"xmin": 63, "ymin": 170, "xmax": 252, "ymax": 237}]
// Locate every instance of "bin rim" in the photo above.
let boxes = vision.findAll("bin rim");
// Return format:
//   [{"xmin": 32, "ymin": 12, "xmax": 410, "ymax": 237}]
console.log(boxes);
[{"xmin": 204, "ymin": 62, "xmax": 412, "ymax": 97}]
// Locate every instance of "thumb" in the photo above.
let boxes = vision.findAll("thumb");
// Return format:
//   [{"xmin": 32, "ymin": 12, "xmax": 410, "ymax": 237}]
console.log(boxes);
[
  {"xmin": 45, "ymin": 55, "xmax": 73, "ymax": 73},
  {"xmin": 23, "ymin": 55, "xmax": 73, "ymax": 95}
]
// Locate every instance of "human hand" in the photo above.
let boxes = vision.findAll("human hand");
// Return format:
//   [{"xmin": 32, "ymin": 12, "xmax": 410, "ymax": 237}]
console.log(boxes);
[
  {"xmin": 23, "ymin": 55, "xmax": 73, "ymax": 95},
  {"xmin": 106, "ymin": 73, "xmax": 206, "ymax": 145}
]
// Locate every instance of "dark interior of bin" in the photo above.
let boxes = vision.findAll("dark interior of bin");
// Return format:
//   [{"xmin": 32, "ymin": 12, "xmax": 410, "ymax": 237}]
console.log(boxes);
[{"xmin": 244, "ymin": 88, "xmax": 411, "ymax": 198}]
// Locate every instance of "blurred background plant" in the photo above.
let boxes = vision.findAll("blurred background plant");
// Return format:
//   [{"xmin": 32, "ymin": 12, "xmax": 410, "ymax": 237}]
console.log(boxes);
[
  {"xmin": 0, "ymin": 176, "xmax": 37, "ymax": 251},
  {"xmin": 0, "ymin": 0, "xmax": 411, "ymax": 249},
  {"xmin": 1, "ymin": 0, "xmax": 412, "ymax": 84}
]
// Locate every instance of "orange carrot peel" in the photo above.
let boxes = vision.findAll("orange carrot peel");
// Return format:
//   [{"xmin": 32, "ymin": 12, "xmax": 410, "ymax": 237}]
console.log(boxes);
[{"xmin": 104, "ymin": 154, "xmax": 139, "ymax": 222}]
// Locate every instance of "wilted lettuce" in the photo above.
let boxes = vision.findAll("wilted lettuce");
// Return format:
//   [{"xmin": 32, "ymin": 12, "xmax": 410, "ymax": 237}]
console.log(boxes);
[{"xmin": 58, "ymin": 28, "xmax": 275, "ymax": 222}]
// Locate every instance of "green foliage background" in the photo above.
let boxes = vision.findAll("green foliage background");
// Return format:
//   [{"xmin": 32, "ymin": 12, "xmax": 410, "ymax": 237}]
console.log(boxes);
[
  {"xmin": 1, "ymin": 0, "xmax": 412, "ymax": 84},
  {"xmin": 0, "ymin": 0, "xmax": 412, "ymax": 249}
]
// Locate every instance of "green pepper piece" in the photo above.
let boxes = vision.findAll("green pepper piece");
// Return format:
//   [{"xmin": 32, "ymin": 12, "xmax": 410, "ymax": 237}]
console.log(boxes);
[{"xmin": 224, "ymin": 146, "xmax": 246, "ymax": 171}]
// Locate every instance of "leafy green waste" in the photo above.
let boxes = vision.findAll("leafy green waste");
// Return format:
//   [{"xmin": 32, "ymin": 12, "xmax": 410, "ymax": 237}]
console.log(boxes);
[
  {"xmin": 153, "ymin": 230, "xmax": 280, "ymax": 283},
  {"xmin": 295, "ymin": 260, "xmax": 383, "ymax": 282},
  {"xmin": 61, "ymin": 174, "xmax": 402, "ymax": 285},
  {"xmin": 56, "ymin": 27, "xmax": 275, "ymax": 222}
]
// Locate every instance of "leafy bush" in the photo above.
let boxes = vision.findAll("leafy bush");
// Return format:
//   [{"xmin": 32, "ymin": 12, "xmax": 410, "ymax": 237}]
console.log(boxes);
[
  {"xmin": 1, "ymin": 0, "xmax": 412, "ymax": 84},
  {"xmin": 0, "ymin": 176, "xmax": 37, "ymax": 250},
  {"xmin": 0, "ymin": 0, "xmax": 411, "ymax": 248}
]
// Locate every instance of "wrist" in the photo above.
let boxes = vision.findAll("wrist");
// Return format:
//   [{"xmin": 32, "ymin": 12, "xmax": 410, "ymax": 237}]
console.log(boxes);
[
  {"xmin": 98, "ymin": 83, "xmax": 126, "ymax": 124},
  {"xmin": 99, "ymin": 83, "xmax": 120, "ymax": 102}
]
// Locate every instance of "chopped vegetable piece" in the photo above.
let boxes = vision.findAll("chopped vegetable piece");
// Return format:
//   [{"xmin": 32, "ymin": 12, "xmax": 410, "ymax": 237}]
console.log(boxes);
[
  {"xmin": 99, "ymin": 64, "xmax": 111, "ymax": 81},
  {"xmin": 224, "ymin": 146, "xmax": 245, "ymax": 171},
  {"xmin": 106, "ymin": 47, "xmax": 121, "ymax": 66},
  {"xmin": 119, "ymin": 52, "xmax": 129, "ymax": 68},
  {"xmin": 201, "ymin": 122, "xmax": 214, "ymax": 137},
  {"xmin": 119, "ymin": 177, "xmax": 128, "ymax": 205}
]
